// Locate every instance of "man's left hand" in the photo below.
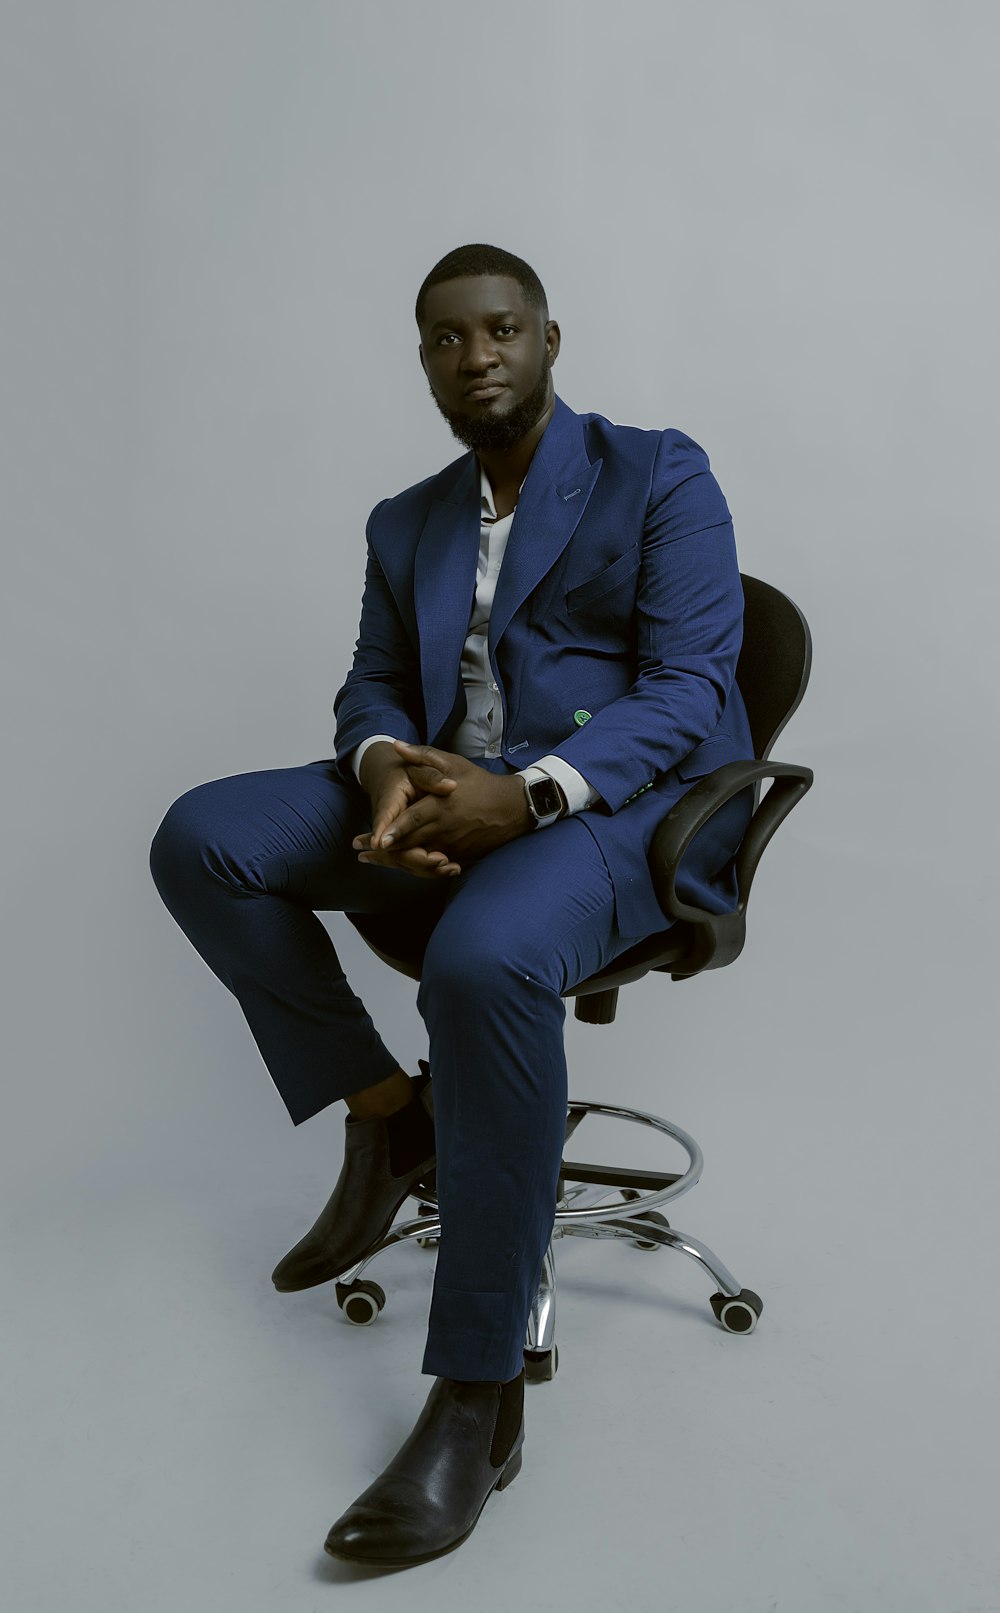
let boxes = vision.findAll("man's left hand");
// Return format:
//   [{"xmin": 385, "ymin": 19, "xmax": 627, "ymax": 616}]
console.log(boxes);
[{"xmin": 352, "ymin": 741, "xmax": 532, "ymax": 873}]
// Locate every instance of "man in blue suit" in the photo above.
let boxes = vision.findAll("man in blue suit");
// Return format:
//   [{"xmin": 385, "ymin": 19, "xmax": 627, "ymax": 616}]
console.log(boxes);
[{"xmin": 149, "ymin": 243, "xmax": 754, "ymax": 1567}]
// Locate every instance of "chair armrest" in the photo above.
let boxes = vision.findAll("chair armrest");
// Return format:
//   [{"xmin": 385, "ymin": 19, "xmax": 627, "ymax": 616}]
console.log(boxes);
[{"xmin": 650, "ymin": 760, "xmax": 814, "ymax": 977}]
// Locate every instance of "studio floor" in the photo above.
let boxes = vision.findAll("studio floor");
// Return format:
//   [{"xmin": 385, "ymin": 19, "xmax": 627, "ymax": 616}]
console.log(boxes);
[{"xmin": 5, "ymin": 976, "xmax": 997, "ymax": 1613}]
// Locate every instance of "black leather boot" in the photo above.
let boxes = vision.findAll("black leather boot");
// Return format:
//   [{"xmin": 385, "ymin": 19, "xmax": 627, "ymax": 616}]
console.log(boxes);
[
  {"xmin": 324, "ymin": 1370, "xmax": 525, "ymax": 1565},
  {"xmin": 271, "ymin": 1061, "xmax": 435, "ymax": 1292}
]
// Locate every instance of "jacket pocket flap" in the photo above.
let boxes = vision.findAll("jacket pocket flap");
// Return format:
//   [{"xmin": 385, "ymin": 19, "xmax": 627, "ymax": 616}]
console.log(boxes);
[{"xmin": 565, "ymin": 548, "xmax": 641, "ymax": 612}]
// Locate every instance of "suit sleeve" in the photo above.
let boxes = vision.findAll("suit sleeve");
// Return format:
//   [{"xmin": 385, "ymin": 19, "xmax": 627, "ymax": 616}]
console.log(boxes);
[
  {"xmin": 545, "ymin": 434, "xmax": 744, "ymax": 813},
  {"xmin": 332, "ymin": 501, "xmax": 424, "ymax": 787}
]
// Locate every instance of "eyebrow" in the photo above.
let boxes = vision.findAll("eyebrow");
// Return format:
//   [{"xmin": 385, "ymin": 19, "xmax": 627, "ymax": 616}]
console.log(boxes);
[{"xmin": 428, "ymin": 309, "xmax": 519, "ymax": 332}]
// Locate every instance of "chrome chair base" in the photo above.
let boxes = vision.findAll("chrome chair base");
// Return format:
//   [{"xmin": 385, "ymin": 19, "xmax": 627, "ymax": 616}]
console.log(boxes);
[{"xmin": 333, "ymin": 1100, "xmax": 763, "ymax": 1374}]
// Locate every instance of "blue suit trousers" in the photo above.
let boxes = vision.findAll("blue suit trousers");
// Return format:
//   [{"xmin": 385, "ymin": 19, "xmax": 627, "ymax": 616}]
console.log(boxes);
[{"xmin": 149, "ymin": 757, "xmax": 644, "ymax": 1382}]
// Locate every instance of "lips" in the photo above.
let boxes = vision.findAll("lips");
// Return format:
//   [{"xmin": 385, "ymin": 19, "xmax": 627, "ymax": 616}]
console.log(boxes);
[{"xmin": 464, "ymin": 382, "xmax": 507, "ymax": 400}]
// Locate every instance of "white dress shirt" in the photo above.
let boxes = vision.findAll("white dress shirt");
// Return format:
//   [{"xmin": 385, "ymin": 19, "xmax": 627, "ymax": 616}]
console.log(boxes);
[{"xmin": 351, "ymin": 464, "xmax": 601, "ymax": 821}]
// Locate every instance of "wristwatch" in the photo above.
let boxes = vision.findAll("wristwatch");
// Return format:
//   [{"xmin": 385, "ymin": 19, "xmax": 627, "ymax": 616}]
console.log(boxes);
[{"xmin": 522, "ymin": 771, "xmax": 567, "ymax": 829}]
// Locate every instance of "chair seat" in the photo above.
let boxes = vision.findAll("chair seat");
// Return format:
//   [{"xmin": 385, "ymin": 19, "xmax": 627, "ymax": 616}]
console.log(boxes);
[{"xmin": 567, "ymin": 927, "xmax": 693, "ymax": 996}]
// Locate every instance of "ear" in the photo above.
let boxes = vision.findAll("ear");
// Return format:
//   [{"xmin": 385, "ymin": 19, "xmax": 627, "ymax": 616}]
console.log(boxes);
[
  {"xmin": 544, "ymin": 320, "xmax": 561, "ymax": 365},
  {"xmin": 418, "ymin": 344, "xmax": 427, "ymax": 377}
]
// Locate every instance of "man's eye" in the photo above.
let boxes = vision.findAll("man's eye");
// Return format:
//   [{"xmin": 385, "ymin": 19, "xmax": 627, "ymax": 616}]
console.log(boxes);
[
  {"xmin": 437, "ymin": 333, "xmax": 460, "ymax": 346},
  {"xmin": 496, "ymin": 325, "xmax": 517, "ymax": 336}
]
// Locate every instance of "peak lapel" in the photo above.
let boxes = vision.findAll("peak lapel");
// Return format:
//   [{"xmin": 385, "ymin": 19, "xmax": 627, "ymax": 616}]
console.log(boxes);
[
  {"xmin": 488, "ymin": 398, "xmax": 602, "ymax": 660},
  {"xmin": 413, "ymin": 451, "xmax": 481, "ymax": 743}
]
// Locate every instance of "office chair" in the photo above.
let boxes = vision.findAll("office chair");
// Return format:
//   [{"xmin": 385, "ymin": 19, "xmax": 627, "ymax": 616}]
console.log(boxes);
[{"xmin": 339, "ymin": 575, "xmax": 813, "ymax": 1381}]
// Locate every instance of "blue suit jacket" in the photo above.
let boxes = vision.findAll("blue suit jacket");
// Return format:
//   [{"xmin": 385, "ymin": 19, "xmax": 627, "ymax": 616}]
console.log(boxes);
[{"xmin": 333, "ymin": 395, "xmax": 755, "ymax": 939}]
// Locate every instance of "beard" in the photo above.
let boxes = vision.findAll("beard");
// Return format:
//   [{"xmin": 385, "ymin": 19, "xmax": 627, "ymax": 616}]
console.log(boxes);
[{"xmin": 428, "ymin": 353, "xmax": 552, "ymax": 453}]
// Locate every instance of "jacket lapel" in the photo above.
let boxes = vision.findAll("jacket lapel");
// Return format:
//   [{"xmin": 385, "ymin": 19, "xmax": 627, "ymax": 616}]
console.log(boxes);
[
  {"xmin": 488, "ymin": 399, "xmax": 602, "ymax": 660},
  {"xmin": 413, "ymin": 451, "xmax": 481, "ymax": 743},
  {"xmin": 413, "ymin": 396, "xmax": 602, "ymax": 743}
]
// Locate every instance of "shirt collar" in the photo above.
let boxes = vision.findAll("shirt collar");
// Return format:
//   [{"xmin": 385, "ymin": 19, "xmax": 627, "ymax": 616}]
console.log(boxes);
[
  {"xmin": 479, "ymin": 462, "xmax": 527, "ymax": 523},
  {"xmin": 479, "ymin": 463, "xmax": 497, "ymax": 521}
]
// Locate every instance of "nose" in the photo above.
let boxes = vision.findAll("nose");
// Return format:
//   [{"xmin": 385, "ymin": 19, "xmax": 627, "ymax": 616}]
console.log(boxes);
[{"xmin": 459, "ymin": 333, "xmax": 500, "ymax": 375}]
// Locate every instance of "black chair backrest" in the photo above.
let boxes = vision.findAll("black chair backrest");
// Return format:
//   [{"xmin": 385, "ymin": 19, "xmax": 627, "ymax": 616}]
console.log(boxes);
[{"xmin": 736, "ymin": 575, "xmax": 812, "ymax": 762}]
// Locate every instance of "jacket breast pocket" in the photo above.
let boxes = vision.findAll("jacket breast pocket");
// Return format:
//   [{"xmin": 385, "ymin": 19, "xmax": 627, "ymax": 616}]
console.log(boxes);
[{"xmin": 565, "ymin": 547, "xmax": 642, "ymax": 613}]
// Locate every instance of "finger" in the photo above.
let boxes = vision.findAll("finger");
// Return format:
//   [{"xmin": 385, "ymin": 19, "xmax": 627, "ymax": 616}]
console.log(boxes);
[
  {"xmin": 368, "ymin": 790, "xmax": 410, "ymax": 842},
  {"xmin": 370, "ymin": 795, "xmax": 417, "ymax": 843},
  {"xmin": 393, "ymin": 740, "xmax": 457, "ymax": 774},
  {"xmin": 381, "ymin": 823, "xmax": 440, "ymax": 852},
  {"xmin": 369, "ymin": 843, "xmax": 455, "ymax": 873},
  {"xmin": 359, "ymin": 845, "xmax": 441, "ymax": 871},
  {"xmin": 374, "ymin": 796, "xmax": 442, "ymax": 849},
  {"xmin": 405, "ymin": 765, "xmax": 458, "ymax": 794},
  {"xmin": 360, "ymin": 845, "xmax": 458, "ymax": 877}
]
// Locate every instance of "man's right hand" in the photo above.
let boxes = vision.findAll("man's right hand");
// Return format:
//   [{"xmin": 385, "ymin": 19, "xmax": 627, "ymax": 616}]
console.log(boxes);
[{"xmin": 356, "ymin": 741, "xmax": 461, "ymax": 878}]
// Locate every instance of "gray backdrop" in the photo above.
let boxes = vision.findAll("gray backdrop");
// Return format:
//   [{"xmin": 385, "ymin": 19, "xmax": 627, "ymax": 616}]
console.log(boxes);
[{"xmin": 3, "ymin": 3, "xmax": 998, "ymax": 1610}]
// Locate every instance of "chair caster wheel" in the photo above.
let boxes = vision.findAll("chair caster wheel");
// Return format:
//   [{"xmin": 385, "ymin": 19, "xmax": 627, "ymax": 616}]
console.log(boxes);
[
  {"xmin": 710, "ymin": 1288, "xmax": 762, "ymax": 1334},
  {"xmin": 415, "ymin": 1203, "xmax": 440, "ymax": 1250},
  {"xmin": 629, "ymin": 1210, "xmax": 671, "ymax": 1250},
  {"xmin": 335, "ymin": 1279, "xmax": 386, "ymax": 1326},
  {"xmin": 523, "ymin": 1346, "xmax": 558, "ymax": 1383}
]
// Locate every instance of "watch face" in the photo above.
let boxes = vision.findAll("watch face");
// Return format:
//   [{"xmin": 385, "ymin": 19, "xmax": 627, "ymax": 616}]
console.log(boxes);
[{"xmin": 529, "ymin": 777, "xmax": 563, "ymax": 818}]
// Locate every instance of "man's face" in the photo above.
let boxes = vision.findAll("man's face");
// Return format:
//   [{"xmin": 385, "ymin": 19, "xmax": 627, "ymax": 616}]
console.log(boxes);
[{"xmin": 418, "ymin": 275, "xmax": 559, "ymax": 454}]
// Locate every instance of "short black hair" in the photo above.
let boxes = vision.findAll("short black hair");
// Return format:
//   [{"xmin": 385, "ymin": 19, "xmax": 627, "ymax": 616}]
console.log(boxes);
[{"xmin": 415, "ymin": 243, "xmax": 548, "ymax": 327}]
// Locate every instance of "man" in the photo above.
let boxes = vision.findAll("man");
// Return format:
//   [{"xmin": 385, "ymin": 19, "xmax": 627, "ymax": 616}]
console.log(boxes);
[{"xmin": 149, "ymin": 243, "xmax": 754, "ymax": 1567}]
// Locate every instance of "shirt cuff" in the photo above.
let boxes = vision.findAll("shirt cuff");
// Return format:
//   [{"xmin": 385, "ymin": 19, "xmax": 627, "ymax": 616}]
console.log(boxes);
[
  {"xmin": 521, "ymin": 755, "xmax": 603, "ymax": 818},
  {"xmin": 351, "ymin": 733, "xmax": 398, "ymax": 784}
]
